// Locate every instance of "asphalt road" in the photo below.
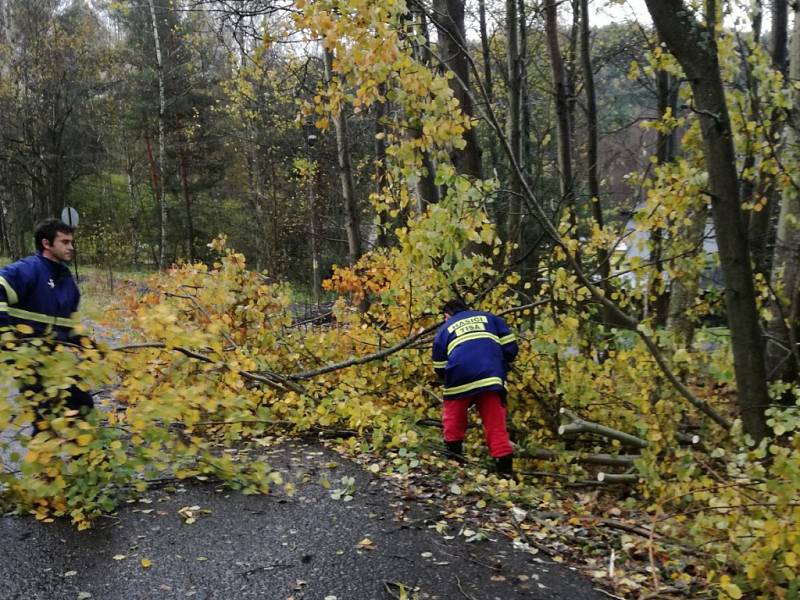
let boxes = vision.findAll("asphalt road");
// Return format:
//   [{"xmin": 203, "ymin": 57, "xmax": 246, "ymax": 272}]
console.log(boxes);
[{"xmin": 1, "ymin": 441, "xmax": 607, "ymax": 600}]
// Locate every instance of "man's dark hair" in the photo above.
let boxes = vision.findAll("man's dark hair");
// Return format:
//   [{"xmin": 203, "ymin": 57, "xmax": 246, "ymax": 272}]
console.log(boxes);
[
  {"xmin": 442, "ymin": 299, "xmax": 469, "ymax": 316},
  {"xmin": 35, "ymin": 219, "xmax": 75, "ymax": 252}
]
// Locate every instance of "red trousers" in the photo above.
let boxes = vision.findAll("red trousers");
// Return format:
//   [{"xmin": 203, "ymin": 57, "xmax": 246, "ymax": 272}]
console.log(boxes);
[{"xmin": 442, "ymin": 390, "xmax": 513, "ymax": 458}]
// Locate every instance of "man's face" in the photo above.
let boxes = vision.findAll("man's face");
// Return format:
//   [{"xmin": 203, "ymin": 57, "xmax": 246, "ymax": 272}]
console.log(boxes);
[{"xmin": 42, "ymin": 231, "xmax": 75, "ymax": 263}]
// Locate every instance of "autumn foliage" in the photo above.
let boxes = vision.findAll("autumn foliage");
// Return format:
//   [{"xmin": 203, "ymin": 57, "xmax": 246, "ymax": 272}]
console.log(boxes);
[{"xmin": 0, "ymin": 202, "xmax": 794, "ymax": 598}]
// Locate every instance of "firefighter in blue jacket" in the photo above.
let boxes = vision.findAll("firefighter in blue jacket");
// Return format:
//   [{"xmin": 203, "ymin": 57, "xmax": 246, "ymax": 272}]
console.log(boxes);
[
  {"xmin": 432, "ymin": 299, "xmax": 518, "ymax": 476},
  {"xmin": 0, "ymin": 218, "xmax": 93, "ymax": 434}
]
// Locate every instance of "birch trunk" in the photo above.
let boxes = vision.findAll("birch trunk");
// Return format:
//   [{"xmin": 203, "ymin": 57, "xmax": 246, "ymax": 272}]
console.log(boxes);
[{"xmin": 147, "ymin": 0, "xmax": 168, "ymax": 270}]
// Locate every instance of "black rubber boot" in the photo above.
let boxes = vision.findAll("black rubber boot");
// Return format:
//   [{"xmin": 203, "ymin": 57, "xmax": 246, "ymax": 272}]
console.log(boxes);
[
  {"xmin": 444, "ymin": 440, "xmax": 466, "ymax": 463},
  {"xmin": 495, "ymin": 454, "xmax": 514, "ymax": 478}
]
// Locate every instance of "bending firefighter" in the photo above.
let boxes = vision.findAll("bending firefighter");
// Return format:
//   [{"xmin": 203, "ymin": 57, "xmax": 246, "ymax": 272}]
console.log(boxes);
[
  {"xmin": 0, "ymin": 219, "xmax": 93, "ymax": 434},
  {"xmin": 432, "ymin": 299, "xmax": 518, "ymax": 476}
]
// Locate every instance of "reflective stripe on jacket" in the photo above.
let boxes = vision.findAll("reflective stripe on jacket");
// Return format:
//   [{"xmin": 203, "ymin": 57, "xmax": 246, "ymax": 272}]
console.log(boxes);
[
  {"xmin": 0, "ymin": 253, "xmax": 80, "ymax": 342},
  {"xmin": 432, "ymin": 310, "xmax": 518, "ymax": 400}
]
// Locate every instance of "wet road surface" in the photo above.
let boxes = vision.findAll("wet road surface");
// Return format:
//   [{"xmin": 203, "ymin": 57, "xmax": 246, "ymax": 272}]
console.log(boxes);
[{"xmin": 1, "ymin": 441, "xmax": 607, "ymax": 600}]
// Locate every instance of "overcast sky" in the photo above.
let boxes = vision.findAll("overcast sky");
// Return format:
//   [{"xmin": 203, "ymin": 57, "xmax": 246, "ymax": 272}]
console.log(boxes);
[
  {"xmin": 593, "ymin": 0, "xmax": 651, "ymax": 28},
  {"xmin": 592, "ymin": 0, "xmax": 761, "ymax": 30}
]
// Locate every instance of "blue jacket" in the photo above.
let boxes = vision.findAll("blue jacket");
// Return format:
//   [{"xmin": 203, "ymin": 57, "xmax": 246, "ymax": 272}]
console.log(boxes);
[
  {"xmin": 432, "ymin": 310, "xmax": 518, "ymax": 400},
  {"xmin": 0, "ymin": 253, "xmax": 80, "ymax": 342}
]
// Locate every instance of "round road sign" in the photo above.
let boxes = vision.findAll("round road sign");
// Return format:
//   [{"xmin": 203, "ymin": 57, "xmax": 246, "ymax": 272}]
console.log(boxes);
[{"xmin": 61, "ymin": 206, "xmax": 79, "ymax": 227}]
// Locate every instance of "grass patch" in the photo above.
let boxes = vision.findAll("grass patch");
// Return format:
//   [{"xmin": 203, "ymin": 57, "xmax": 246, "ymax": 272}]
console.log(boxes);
[{"xmin": 77, "ymin": 265, "xmax": 153, "ymax": 320}]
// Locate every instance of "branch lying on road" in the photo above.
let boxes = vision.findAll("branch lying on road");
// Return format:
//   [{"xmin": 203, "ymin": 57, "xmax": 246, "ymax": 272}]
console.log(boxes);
[
  {"xmin": 109, "ymin": 299, "xmax": 552, "ymax": 393},
  {"xmin": 596, "ymin": 472, "xmax": 638, "ymax": 484},
  {"xmin": 559, "ymin": 408, "xmax": 648, "ymax": 449},
  {"xmin": 558, "ymin": 408, "xmax": 701, "ymax": 450},
  {"xmin": 517, "ymin": 470, "xmax": 627, "ymax": 487},
  {"xmin": 520, "ymin": 448, "xmax": 638, "ymax": 468}
]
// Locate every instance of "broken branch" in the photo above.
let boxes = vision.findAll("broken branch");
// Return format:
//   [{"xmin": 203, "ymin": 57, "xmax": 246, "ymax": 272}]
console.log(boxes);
[
  {"xmin": 559, "ymin": 408, "xmax": 648, "ymax": 449},
  {"xmin": 111, "ymin": 342, "xmax": 306, "ymax": 394}
]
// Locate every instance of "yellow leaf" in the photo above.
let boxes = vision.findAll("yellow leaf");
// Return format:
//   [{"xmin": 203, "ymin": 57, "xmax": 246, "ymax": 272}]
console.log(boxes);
[
  {"xmin": 720, "ymin": 578, "xmax": 743, "ymax": 599},
  {"xmin": 141, "ymin": 559, "xmax": 152, "ymax": 568},
  {"xmin": 76, "ymin": 434, "xmax": 93, "ymax": 446},
  {"xmin": 673, "ymin": 348, "xmax": 690, "ymax": 363}
]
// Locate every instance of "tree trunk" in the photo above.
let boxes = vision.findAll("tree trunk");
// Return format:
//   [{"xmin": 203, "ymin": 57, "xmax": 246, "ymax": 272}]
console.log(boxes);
[
  {"xmin": 666, "ymin": 206, "xmax": 707, "ymax": 347},
  {"xmin": 0, "ymin": 212, "xmax": 7, "ymax": 258},
  {"xmin": 179, "ymin": 146, "xmax": 194, "ymax": 262},
  {"xmin": 143, "ymin": 135, "xmax": 162, "ymax": 267},
  {"xmin": 147, "ymin": 0, "xmax": 168, "ymax": 270},
  {"xmin": 644, "ymin": 0, "xmax": 770, "ymax": 441},
  {"xmin": 374, "ymin": 84, "xmax": 389, "ymax": 248},
  {"xmin": 657, "ymin": 70, "xmax": 706, "ymax": 346},
  {"xmin": 246, "ymin": 136, "xmax": 268, "ymax": 271},
  {"xmin": 478, "ymin": 0, "xmax": 493, "ymax": 103},
  {"xmin": 477, "ymin": 0, "xmax": 501, "ymax": 203},
  {"xmin": 765, "ymin": 2, "xmax": 800, "ymax": 385},
  {"xmin": 323, "ymin": 48, "xmax": 362, "ymax": 266},
  {"xmin": 579, "ymin": 0, "xmax": 608, "ymax": 290},
  {"xmin": 752, "ymin": 0, "xmax": 763, "ymax": 50},
  {"xmin": 650, "ymin": 69, "xmax": 679, "ymax": 326},
  {"xmin": 407, "ymin": 5, "xmax": 441, "ymax": 208},
  {"xmin": 772, "ymin": 0, "xmax": 789, "ymax": 75},
  {"xmin": 566, "ymin": 0, "xmax": 579, "ymax": 155},
  {"xmin": 125, "ymin": 151, "xmax": 141, "ymax": 266},
  {"xmin": 505, "ymin": 0, "xmax": 523, "ymax": 248},
  {"xmin": 740, "ymin": 10, "xmax": 760, "ymax": 211},
  {"xmin": 309, "ymin": 171, "xmax": 321, "ymax": 306},
  {"xmin": 750, "ymin": 0, "xmax": 787, "ymax": 273},
  {"xmin": 0, "ymin": 175, "xmax": 21, "ymax": 259},
  {"xmin": 431, "ymin": 0, "xmax": 482, "ymax": 178},
  {"xmin": 518, "ymin": 0, "xmax": 532, "ymax": 183},
  {"xmin": 544, "ymin": 0, "xmax": 575, "ymax": 211}
]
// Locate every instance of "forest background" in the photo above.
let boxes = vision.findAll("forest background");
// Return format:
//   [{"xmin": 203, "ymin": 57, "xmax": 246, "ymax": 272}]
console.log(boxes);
[{"xmin": 1, "ymin": 0, "xmax": 800, "ymax": 599}]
